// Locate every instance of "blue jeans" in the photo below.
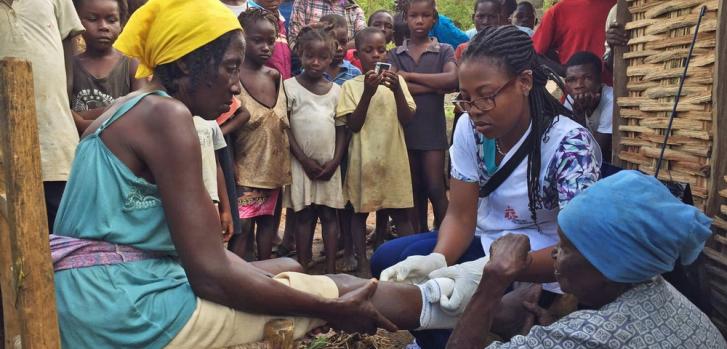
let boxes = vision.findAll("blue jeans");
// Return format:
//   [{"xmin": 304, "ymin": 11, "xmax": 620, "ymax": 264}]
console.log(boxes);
[{"xmin": 370, "ymin": 232, "xmax": 485, "ymax": 349}]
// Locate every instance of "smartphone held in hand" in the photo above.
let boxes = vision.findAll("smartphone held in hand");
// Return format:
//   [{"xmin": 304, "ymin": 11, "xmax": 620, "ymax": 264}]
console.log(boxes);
[{"xmin": 375, "ymin": 62, "xmax": 391, "ymax": 75}]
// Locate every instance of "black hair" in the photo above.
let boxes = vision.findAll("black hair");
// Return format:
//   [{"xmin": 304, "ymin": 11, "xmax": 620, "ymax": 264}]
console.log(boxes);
[
  {"xmin": 517, "ymin": 1, "xmax": 535, "ymax": 12},
  {"xmin": 73, "ymin": 0, "xmax": 129, "ymax": 24},
  {"xmin": 295, "ymin": 25, "xmax": 337, "ymax": 56},
  {"xmin": 474, "ymin": 0, "xmax": 501, "ymax": 14},
  {"xmin": 154, "ymin": 30, "xmax": 239, "ymax": 95},
  {"xmin": 368, "ymin": 9, "xmax": 394, "ymax": 26},
  {"xmin": 319, "ymin": 13, "xmax": 348, "ymax": 29},
  {"xmin": 566, "ymin": 51, "xmax": 603, "ymax": 80},
  {"xmin": 238, "ymin": 7, "xmax": 279, "ymax": 36},
  {"xmin": 393, "ymin": 12, "xmax": 409, "ymax": 45},
  {"xmin": 401, "ymin": 0, "xmax": 439, "ymax": 22},
  {"xmin": 461, "ymin": 25, "xmax": 572, "ymax": 222},
  {"xmin": 354, "ymin": 27, "xmax": 385, "ymax": 50},
  {"xmin": 501, "ymin": 0, "xmax": 517, "ymax": 18}
]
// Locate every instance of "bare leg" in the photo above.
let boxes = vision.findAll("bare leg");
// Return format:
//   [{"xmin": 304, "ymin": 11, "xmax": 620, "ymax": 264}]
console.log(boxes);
[
  {"xmin": 386, "ymin": 208, "xmax": 414, "ymax": 236},
  {"xmin": 229, "ymin": 218, "xmax": 255, "ymax": 260},
  {"xmin": 421, "ymin": 150, "xmax": 448, "ymax": 229},
  {"xmin": 294, "ymin": 207, "xmax": 316, "ymax": 271},
  {"xmin": 351, "ymin": 212, "xmax": 369, "ymax": 274},
  {"xmin": 318, "ymin": 205, "xmax": 338, "ymax": 274},
  {"xmin": 256, "ymin": 215, "xmax": 277, "ymax": 260},
  {"xmin": 279, "ymin": 208, "xmax": 297, "ymax": 256},
  {"xmin": 272, "ymin": 193, "xmax": 284, "ymax": 246},
  {"xmin": 408, "ymin": 150, "xmax": 426, "ymax": 232},
  {"xmin": 340, "ymin": 206, "xmax": 357, "ymax": 272},
  {"xmin": 373, "ymin": 210, "xmax": 389, "ymax": 248},
  {"xmin": 248, "ymin": 256, "xmax": 305, "ymax": 275}
]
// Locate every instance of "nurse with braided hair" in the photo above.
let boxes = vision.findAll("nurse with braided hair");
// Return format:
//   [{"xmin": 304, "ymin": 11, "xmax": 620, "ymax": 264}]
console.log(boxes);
[{"xmin": 372, "ymin": 25, "xmax": 602, "ymax": 348}]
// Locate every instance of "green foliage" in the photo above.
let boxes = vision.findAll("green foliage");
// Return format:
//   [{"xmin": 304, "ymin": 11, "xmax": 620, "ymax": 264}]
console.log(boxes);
[{"xmin": 358, "ymin": 0, "xmax": 475, "ymax": 31}]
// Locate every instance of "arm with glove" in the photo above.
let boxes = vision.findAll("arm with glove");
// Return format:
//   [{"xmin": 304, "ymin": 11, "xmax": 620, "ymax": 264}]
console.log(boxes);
[{"xmin": 379, "ymin": 179, "xmax": 480, "ymax": 284}]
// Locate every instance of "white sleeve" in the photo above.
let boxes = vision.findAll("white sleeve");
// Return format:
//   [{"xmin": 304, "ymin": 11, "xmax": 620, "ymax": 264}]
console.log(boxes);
[
  {"xmin": 449, "ymin": 114, "xmax": 480, "ymax": 183},
  {"xmin": 210, "ymin": 121, "xmax": 227, "ymax": 150}
]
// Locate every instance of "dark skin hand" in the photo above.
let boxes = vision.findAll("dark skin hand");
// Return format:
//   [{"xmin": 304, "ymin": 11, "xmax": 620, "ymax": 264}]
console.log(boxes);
[
  {"xmin": 287, "ymin": 128, "xmax": 324, "ymax": 180},
  {"xmin": 447, "ymin": 234, "xmax": 532, "ymax": 349},
  {"xmin": 317, "ymin": 126, "xmax": 346, "ymax": 181},
  {"xmin": 605, "ymin": 21, "xmax": 628, "ymax": 71},
  {"xmin": 346, "ymin": 71, "xmax": 381, "ymax": 132},
  {"xmin": 380, "ymin": 70, "xmax": 415, "ymax": 125}
]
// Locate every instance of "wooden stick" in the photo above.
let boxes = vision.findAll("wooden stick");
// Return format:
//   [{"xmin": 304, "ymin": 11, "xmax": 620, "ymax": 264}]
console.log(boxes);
[
  {"xmin": 611, "ymin": 0, "xmax": 631, "ymax": 166},
  {"xmin": 706, "ymin": 0, "xmax": 727, "ymax": 218},
  {"xmin": 0, "ymin": 58, "xmax": 60, "ymax": 349}
]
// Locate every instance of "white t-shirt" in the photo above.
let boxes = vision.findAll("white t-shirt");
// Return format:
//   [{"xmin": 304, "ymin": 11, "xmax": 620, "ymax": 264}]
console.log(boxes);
[
  {"xmin": 564, "ymin": 84, "xmax": 614, "ymax": 135},
  {"xmin": 1, "ymin": 0, "xmax": 84, "ymax": 181},
  {"xmin": 449, "ymin": 114, "xmax": 602, "ymax": 293},
  {"xmin": 193, "ymin": 117, "xmax": 227, "ymax": 202}
]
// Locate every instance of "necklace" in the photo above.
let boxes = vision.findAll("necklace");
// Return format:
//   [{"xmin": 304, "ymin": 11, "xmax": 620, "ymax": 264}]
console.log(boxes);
[{"xmin": 495, "ymin": 139, "xmax": 507, "ymax": 156}]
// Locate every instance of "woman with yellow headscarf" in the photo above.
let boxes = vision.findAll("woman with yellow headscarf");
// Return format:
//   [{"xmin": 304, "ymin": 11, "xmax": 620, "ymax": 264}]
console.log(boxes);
[{"xmin": 50, "ymin": 0, "xmax": 401, "ymax": 347}]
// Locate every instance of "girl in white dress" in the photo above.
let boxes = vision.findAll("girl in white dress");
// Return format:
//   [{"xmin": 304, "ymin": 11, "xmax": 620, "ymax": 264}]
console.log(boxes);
[{"xmin": 284, "ymin": 26, "xmax": 345, "ymax": 273}]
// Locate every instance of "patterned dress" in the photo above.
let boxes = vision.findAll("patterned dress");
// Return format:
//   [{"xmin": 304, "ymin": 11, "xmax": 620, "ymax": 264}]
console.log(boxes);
[{"xmin": 488, "ymin": 277, "xmax": 727, "ymax": 348}]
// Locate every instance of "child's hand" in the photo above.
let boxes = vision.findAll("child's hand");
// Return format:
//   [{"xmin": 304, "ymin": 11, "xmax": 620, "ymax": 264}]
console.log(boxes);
[
  {"xmin": 316, "ymin": 160, "xmax": 339, "ymax": 181},
  {"xmin": 381, "ymin": 71, "xmax": 400, "ymax": 92},
  {"xmin": 363, "ymin": 71, "xmax": 381, "ymax": 97},
  {"xmin": 220, "ymin": 211, "xmax": 234, "ymax": 242},
  {"xmin": 301, "ymin": 157, "xmax": 324, "ymax": 180}
]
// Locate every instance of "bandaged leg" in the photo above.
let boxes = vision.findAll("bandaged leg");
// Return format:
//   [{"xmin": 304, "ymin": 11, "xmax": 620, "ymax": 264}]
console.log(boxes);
[
  {"xmin": 164, "ymin": 272, "xmax": 338, "ymax": 349},
  {"xmin": 416, "ymin": 278, "xmax": 460, "ymax": 330}
]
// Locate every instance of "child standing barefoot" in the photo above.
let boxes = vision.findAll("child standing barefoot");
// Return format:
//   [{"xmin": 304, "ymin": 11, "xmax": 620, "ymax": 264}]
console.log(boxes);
[
  {"xmin": 391, "ymin": 0, "xmax": 458, "ymax": 232},
  {"xmin": 71, "ymin": 0, "xmax": 145, "ymax": 120},
  {"xmin": 337, "ymin": 28, "xmax": 416, "ymax": 273},
  {"xmin": 231, "ymin": 8, "xmax": 291, "ymax": 260},
  {"xmin": 284, "ymin": 27, "xmax": 345, "ymax": 273}
]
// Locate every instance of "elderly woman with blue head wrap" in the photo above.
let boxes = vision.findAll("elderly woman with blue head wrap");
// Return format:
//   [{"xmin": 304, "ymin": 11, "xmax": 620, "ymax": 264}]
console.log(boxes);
[{"xmin": 447, "ymin": 170, "xmax": 726, "ymax": 349}]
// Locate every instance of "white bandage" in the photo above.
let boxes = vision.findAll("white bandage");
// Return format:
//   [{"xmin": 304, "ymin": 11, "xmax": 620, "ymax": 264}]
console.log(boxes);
[{"xmin": 416, "ymin": 278, "xmax": 459, "ymax": 330}]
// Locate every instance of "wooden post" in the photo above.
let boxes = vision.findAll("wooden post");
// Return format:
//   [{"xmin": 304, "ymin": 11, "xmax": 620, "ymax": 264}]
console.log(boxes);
[
  {"xmin": 707, "ymin": 0, "xmax": 727, "ymax": 218},
  {"xmin": 0, "ymin": 58, "xmax": 60, "ymax": 349},
  {"xmin": 611, "ymin": 0, "xmax": 631, "ymax": 166}
]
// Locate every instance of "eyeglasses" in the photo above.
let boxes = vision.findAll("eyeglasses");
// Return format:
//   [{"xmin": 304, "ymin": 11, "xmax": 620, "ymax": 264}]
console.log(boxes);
[{"xmin": 453, "ymin": 77, "xmax": 516, "ymax": 112}]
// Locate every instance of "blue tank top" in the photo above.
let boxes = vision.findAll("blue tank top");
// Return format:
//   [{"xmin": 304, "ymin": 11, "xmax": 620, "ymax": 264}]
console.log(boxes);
[{"xmin": 53, "ymin": 91, "xmax": 197, "ymax": 348}]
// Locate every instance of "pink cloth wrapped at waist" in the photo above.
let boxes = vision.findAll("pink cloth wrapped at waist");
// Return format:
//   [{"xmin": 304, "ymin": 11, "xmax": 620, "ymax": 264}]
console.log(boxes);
[{"xmin": 50, "ymin": 234, "xmax": 168, "ymax": 272}]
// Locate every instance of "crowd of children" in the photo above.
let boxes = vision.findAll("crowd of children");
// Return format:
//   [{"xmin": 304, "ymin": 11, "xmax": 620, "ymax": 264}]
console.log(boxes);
[{"xmin": 44, "ymin": 0, "xmax": 621, "ymax": 276}]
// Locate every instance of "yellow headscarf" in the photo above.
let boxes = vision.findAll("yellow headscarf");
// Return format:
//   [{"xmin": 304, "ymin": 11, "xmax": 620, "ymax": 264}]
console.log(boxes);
[{"xmin": 115, "ymin": 0, "xmax": 243, "ymax": 78}]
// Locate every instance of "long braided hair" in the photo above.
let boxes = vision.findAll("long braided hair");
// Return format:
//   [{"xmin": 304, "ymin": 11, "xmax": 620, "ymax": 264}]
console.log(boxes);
[{"xmin": 461, "ymin": 25, "xmax": 572, "ymax": 222}]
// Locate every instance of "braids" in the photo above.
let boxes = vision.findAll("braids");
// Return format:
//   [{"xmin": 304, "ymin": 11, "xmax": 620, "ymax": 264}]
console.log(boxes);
[
  {"xmin": 295, "ymin": 24, "xmax": 337, "ymax": 56},
  {"xmin": 238, "ymin": 7, "xmax": 279, "ymax": 36},
  {"xmin": 462, "ymin": 25, "xmax": 571, "ymax": 223}
]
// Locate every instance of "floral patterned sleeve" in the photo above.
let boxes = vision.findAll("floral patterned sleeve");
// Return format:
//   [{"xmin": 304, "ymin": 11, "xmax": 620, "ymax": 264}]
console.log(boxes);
[{"xmin": 544, "ymin": 128, "xmax": 602, "ymax": 209}]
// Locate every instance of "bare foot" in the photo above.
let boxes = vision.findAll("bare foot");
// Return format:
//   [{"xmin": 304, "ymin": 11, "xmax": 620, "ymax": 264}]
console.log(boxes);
[
  {"xmin": 338, "ymin": 255, "xmax": 359, "ymax": 272},
  {"xmin": 491, "ymin": 283, "xmax": 542, "ymax": 339}
]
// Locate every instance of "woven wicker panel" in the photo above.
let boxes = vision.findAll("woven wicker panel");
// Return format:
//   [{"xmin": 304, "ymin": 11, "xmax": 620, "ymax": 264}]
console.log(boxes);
[{"xmin": 618, "ymin": 0, "xmax": 719, "ymax": 210}]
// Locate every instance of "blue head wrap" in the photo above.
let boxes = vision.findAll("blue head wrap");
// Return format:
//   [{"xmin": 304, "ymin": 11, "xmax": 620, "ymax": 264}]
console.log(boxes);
[{"xmin": 558, "ymin": 170, "xmax": 712, "ymax": 283}]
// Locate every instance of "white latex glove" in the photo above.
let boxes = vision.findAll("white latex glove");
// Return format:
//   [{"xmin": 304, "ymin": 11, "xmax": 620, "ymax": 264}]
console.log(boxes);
[
  {"xmin": 379, "ymin": 253, "xmax": 447, "ymax": 284},
  {"xmin": 428, "ymin": 256, "xmax": 490, "ymax": 316}
]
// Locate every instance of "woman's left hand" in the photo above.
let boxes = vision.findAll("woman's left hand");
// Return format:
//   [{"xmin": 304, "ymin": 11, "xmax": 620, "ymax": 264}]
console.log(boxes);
[{"xmin": 484, "ymin": 234, "xmax": 532, "ymax": 281}]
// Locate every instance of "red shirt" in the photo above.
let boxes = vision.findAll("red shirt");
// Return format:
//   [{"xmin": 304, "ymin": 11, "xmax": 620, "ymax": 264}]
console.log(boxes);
[
  {"xmin": 344, "ymin": 48, "xmax": 362, "ymax": 71},
  {"xmin": 532, "ymin": 0, "xmax": 616, "ymax": 84},
  {"xmin": 454, "ymin": 42, "xmax": 468, "ymax": 62}
]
